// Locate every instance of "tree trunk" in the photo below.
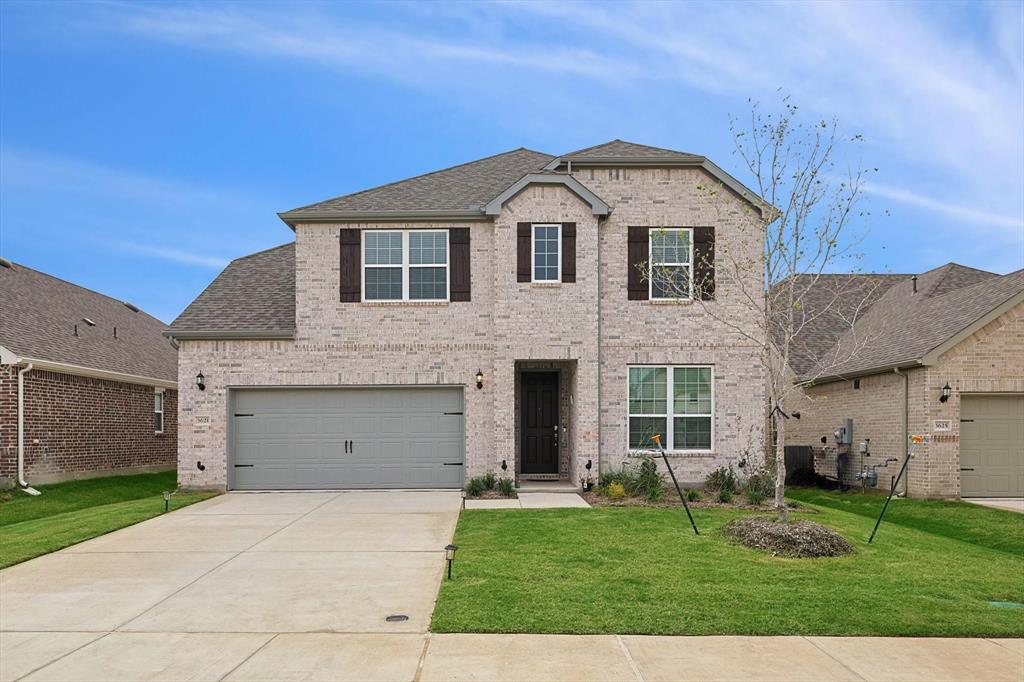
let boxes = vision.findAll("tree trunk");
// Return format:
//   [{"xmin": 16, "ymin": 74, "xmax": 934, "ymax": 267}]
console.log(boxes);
[{"xmin": 774, "ymin": 415, "xmax": 789, "ymax": 522}]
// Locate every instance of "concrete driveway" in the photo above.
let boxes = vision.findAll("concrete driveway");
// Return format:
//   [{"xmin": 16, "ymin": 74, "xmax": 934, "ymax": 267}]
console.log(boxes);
[{"xmin": 0, "ymin": 490, "xmax": 462, "ymax": 681}]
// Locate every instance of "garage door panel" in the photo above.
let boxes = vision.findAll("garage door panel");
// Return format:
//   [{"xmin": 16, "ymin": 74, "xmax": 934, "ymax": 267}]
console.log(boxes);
[
  {"xmin": 960, "ymin": 395, "xmax": 1024, "ymax": 498},
  {"xmin": 230, "ymin": 387, "xmax": 464, "ymax": 490}
]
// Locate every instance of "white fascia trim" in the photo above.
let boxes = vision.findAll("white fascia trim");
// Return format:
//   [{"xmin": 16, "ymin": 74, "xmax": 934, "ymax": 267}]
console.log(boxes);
[
  {"xmin": 1, "ymin": 348, "xmax": 177, "ymax": 389},
  {"xmin": 485, "ymin": 174, "xmax": 610, "ymax": 216}
]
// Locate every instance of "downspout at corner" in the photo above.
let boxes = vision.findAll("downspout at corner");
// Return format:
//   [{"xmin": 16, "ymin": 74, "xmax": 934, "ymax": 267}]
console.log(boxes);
[
  {"xmin": 894, "ymin": 367, "xmax": 909, "ymax": 497},
  {"xmin": 17, "ymin": 363, "xmax": 41, "ymax": 494}
]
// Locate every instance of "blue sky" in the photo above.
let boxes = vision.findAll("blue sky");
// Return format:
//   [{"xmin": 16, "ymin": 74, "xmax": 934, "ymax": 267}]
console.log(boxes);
[{"xmin": 1, "ymin": 1, "xmax": 1022, "ymax": 322}]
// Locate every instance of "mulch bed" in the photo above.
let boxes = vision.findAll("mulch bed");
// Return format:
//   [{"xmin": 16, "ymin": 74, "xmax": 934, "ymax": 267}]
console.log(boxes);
[
  {"xmin": 466, "ymin": 489, "xmax": 518, "ymax": 500},
  {"xmin": 581, "ymin": 491, "xmax": 815, "ymax": 513},
  {"xmin": 723, "ymin": 516, "xmax": 854, "ymax": 558}
]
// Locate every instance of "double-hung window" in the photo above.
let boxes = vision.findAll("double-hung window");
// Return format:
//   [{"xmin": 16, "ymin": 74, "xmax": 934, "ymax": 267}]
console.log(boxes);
[
  {"xmin": 650, "ymin": 229, "xmax": 693, "ymax": 300},
  {"xmin": 628, "ymin": 366, "xmax": 713, "ymax": 451},
  {"xmin": 363, "ymin": 230, "xmax": 449, "ymax": 301},
  {"xmin": 532, "ymin": 224, "xmax": 560, "ymax": 282},
  {"xmin": 154, "ymin": 389, "xmax": 165, "ymax": 434}
]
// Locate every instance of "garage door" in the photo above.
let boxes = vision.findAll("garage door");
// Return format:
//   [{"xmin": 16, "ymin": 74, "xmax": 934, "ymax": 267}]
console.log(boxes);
[
  {"xmin": 960, "ymin": 394, "xmax": 1024, "ymax": 498},
  {"xmin": 229, "ymin": 387, "xmax": 464, "ymax": 490}
]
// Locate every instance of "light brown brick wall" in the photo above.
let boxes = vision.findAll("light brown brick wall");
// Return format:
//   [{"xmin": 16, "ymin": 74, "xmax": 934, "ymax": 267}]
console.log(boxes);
[{"xmin": 177, "ymin": 169, "xmax": 765, "ymax": 490}]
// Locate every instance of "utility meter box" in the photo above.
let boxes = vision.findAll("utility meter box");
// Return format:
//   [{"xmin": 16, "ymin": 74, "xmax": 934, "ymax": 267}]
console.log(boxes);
[{"xmin": 834, "ymin": 418, "xmax": 853, "ymax": 445}]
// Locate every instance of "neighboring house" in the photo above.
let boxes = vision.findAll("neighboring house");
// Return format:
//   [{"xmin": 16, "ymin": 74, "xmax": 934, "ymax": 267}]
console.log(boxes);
[
  {"xmin": 166, "ymin": 140, "xmax": 770, "ymax": 491},
  {"xmin": 785, "ymin": 263, "xmax": 1024, "ymax": 499},
  {"xmin": 0, "ymin": 259, "xmax": 178, "ymax": 486}
]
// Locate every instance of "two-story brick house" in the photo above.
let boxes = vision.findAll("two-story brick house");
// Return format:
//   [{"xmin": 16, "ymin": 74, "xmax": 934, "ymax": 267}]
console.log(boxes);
[{"xmin": 166, "ymin": 141, "xmax": 768, "ymax": 491}]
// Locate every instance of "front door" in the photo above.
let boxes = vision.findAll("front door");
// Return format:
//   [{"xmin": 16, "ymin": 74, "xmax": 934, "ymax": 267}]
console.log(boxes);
[{"xmin": 520, "ymin": 371, "xmax": 559, "ymax": 475}]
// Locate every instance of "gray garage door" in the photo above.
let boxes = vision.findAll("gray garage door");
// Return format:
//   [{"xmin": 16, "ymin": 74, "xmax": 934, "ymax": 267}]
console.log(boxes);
[
  {"xmin": 960, "ymin": 394, "xmax": 1024, "ymax": 498},
  {"xmin": 229, "ymin": 387, "xmax": 464, "ymax": 490}
]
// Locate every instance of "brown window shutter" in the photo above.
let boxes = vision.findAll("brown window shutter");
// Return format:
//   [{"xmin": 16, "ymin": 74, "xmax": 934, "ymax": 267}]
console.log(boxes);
[
  {"xmin": 339, "ymin": 228, "xmax": 361, "ymax": 302},
  {"xmin": 627, "ymin": 226, "xmax": 649, "ymax": 300},
  {"xmin": 517, "ymin": 223, "xmax": 531, "ymax": 282},
  {"xmin": 693, "ymin": 226, "xmax": 715, "ymax": 300},
  {"xmin": 449, "ymin": 228, "xmax": 471, "ymax": 301},
  {"xmin": 561, "ymin": 222, "xmax": 576, "ymax": 283}
]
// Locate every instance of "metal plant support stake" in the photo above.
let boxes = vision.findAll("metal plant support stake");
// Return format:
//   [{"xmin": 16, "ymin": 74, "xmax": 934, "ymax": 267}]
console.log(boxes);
[
  {"xmin": 651, "ymin": 434, "xmax": 699, "ymax": 535},
  {"xmin": 868, "ymin": 435, "xmax": 922, "ymax": 544}
]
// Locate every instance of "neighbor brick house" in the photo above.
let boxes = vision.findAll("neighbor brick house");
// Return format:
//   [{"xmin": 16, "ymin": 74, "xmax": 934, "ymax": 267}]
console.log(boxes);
[
  {"xmin": 0, "ymin": 260, "xmax": 178, "ymax": 486},
  {"xmin": 167, "ymin": 141, "xmax": 769, "ymax": 491},
  {"xmin": 785, "ymin": 264, "xmax": 1024, "ymax": 499}
]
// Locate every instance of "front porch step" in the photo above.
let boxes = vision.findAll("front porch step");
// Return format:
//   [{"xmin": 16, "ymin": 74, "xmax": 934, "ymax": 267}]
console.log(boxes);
[{"xmin": 517, "ymin": 480, "xmax": 581, "ymax": 494}]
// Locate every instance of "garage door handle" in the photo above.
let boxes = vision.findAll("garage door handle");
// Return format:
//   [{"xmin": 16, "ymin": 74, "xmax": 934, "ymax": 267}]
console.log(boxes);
[
  {"xmin": 960, "ymin": 467, "xmax": 975, "ymax": 471},
  {"xmin": 443, "ymin": 462, "xmax": 464, "ymax": 466},
  {"xmin": 234, "ymin": 464, "xmax": 255, "ymax": 468}
]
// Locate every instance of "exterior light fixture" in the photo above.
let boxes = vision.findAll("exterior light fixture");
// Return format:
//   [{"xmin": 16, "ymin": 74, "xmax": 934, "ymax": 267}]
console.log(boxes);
[
  {"xmin": 501, "ymin": 459, "xmax": 508, "ymax": 471},
  {"xmin": 163, "ymin": 490, "xmax": 171, "ymax": 513},
  {"xmin": 475, "ymin": 369, "xmax": 484, "ymax": 389},
  {"xmin": 196, "ymin": 371, "xmax": 206, "ymax": 391},
  {"xmin": 444, "ymin": 544, "xmax": 458, "ymax": 580},
  {"xmin": 939, "ymin": 383, "xmax": 951, "ymax": 403},
  {"xmin": 792, "ymin": 412, "xmax": 801, "ymax": 420}
]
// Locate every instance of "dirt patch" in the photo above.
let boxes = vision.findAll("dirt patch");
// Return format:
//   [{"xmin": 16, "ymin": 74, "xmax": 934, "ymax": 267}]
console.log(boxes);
[
  {"xmin": 581, "ymin": 491, "xmax": 816, "ymax": 513},
  {"xmin": 724, "ymin": 516, "xmax": 854, "ymax": 558}
]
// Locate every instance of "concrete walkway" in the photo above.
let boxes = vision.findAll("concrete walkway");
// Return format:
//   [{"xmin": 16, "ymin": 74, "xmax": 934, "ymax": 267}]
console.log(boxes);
[
  {"xmin": 465, "ymin": 492, "xmax": 591, "ymax": 509},
  {"xmin": 964, "ymin": 497, "xmax": 1024, "ymax": 513}
]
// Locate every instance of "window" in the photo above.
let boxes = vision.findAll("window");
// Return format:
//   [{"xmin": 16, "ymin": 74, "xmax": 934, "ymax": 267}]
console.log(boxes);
[
  {"xmin": 649, "ymin": 229, "xmax": 692, "ymax": 299},
  {"xmin": 154, "ymin": 390, "xmax": 165, "ymax": 434},
  {"xmin": 363, "ymin": 230, "xmax": 449, "ymax": 301},
  {"xmin": 628, "ymin": 366, "xmax": 713, "ymax": 451},
  {"xmin": 532, "ymin": 224, "xmax": 560, "ymax": 282}
]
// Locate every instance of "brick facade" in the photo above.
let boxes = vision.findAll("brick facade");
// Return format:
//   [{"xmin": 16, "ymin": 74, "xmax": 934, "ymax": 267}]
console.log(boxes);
[
  {"xmin": 0, "ymin": 365, "xmax": 177, "ymax": 485},
  {"xmin": 176, "ymin": 167, "xmax": 766, "ymax": 490},
  {"xmin": 786, "ymin": 301, "xmax": 1024, "ymax": 498}
]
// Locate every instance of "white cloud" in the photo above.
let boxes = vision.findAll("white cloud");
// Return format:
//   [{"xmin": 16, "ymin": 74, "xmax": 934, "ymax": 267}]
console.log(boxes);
[
  {"xmin": 104, "ymin": 240, "xmax": 230, "ymax": 269},
  {"xmin": 862, "ymin": 182, "xmax": 1024, "ymax": 232}
]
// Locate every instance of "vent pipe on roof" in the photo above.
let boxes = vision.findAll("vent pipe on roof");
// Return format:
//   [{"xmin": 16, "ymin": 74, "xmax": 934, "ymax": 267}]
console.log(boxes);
[
  {"xmin": 0, "ymin": 257, "xmax": 12, "ymax": 269},
  {"xmin": 113, "ymin": 327, "xmax": 117, "ymax": 339},
  {"xmin": 123, "ymin": 301, "xmax": 139, "ymax": 312},
  {"xmin": 911, "ymin": 275, "xmax": 918, "ymax": 294},
  {"xmin": 74, "ymin": 324, "xmax": 79, "ymax": 337}
]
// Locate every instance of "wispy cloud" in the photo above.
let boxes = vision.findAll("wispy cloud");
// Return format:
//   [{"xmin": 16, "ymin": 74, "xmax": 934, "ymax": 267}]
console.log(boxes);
[
  {"xmin": 104, "ymin": 240, "xmax": 230, "ymax": 269},
  {"xmin": 862, "ymin": 182, "xmax": 1024, "ymax": 233}
]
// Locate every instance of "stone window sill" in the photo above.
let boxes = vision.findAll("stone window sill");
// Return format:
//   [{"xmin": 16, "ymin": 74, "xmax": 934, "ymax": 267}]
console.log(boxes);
[
  {"xmin": 648, "ymin": 298, "xmax": 694, "ymax": 306},
  {"xmin": 628, "ymin": 450, "xmax": 716, "ymax": 458},
  {"xmin": 358, "ymin": 300, "xmax": 450, "ymax": 307},
  {"xmin": 530, "ymin": 282, "xmax": 562, "ymax": 288}
]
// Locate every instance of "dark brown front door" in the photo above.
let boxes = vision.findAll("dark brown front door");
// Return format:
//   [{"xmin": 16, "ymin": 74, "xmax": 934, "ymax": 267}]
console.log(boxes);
[{"xmin": 521, "ymin": 371, "xmax": 559, "ymax": 474}]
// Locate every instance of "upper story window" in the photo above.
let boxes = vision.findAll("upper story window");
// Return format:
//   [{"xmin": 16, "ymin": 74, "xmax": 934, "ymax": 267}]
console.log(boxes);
[
  {"xmin": 650, "ymin": 228, "xmax": 693, "ymax": 300},
  {"xmin": 363, "ymin": 230, "xmax": 449, "ymax": 301},
  {"xmin": 154, "ymin": 389, "xmax": 165, "ymax": 434},
  {"xmin": 532, "ymin": 224, "xmax": 561, "ymax": 282},
  {"xmin": 628, "ymin": 365, "xmax": 713, "ymax": 451}
]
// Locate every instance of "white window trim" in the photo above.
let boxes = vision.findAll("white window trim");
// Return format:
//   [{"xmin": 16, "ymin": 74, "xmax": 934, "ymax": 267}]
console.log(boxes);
[
  {"xmin": 154, "ymin": 388, "xmax": 165, "ymax": 435},
  {"xmin": 361, "ymin": 229, "xmax": 450, "ymax": 302},
  {"xmin": 531, "ymin": 223, "xmax": 561, "ymax": 283},
  {"xmin": 649, "ymin": 228, "xmax": 694, "ymax": 301},
  {"xmin": 628, "ymin": 365, "xmax": 714, "ymax": 453}
]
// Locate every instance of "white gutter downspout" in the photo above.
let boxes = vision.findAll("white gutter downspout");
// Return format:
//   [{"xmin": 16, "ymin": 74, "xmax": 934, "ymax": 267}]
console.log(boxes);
[{"xmin": 17, "ymin": 363, "xmax": 41, "ymax": 495}]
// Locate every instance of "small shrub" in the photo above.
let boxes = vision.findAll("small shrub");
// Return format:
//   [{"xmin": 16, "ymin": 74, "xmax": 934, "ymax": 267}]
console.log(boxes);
[
  {"xmin": 646, "ymin": 485, "xmax": 664, "ymax": 502},
  {"xmin": 684, "ymin": 487, "xmax": 702, "ymax": 502},
  {"xmin": 497, "ymin": 478, "xmax": 515, "ymax": 497},
  {"xmin": 706, "ymin": 465, "xmax": 737, "ymax": 494},
  {"xmin": 482, "ymin": 472, "xmax": 497, "ymax": 490},
  {"xmin": 746, "ymin": 489, "xmax": 766, "ymax": 505},
  {"xmin": 465, "ymin": 477, "xmax": 485, "ymax": 497},
  {"xmin": 608, "ymin": 482, "xmax": 627, "ymax": 499},
  {"xmin": 634, "ymin": 457, "xmax": 663, "ymax": 498},
  {"xmin": 599, "ymin": 467, "xmax": 639, "ymax": 492},
  {"xmin": 745, "ymin": 469, "xmax": 775, "ymax": 498},
  {"xmin": 716, "ymin": 488, "xmax": 734, "ymax": 504}
]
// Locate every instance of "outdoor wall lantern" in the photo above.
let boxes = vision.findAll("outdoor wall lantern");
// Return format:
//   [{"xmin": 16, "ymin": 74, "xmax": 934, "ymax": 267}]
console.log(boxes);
[
  {"xmin": 475, "ymin": 369, "xmax": 484, "ymax": 389},
  {"xmin": 501, "ymin": 459, "xmax": 508, "ymax": 471},
  {"xmin": 444, "ymin": 544, "xmax": 458, "ymax": 579},
  {"xmin": 196, "ymin": 371, "xmax": 206, "ymax": 391},
  {"xmin": 939, "ymin": 383, "xmax": 951, "ymax": 403}
]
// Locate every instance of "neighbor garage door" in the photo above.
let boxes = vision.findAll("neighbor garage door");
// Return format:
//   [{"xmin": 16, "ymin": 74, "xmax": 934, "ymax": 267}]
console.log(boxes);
[
  {"xmin": 229, "ymin": 387, "xmax": 464, "ymax": 490},
  {"xmin": 960, "ymin": 394, "xmax": 1024, "ymax": 498}
]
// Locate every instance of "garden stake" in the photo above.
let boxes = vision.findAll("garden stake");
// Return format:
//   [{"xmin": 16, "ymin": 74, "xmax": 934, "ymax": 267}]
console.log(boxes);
[
  {"xmin": 652, "ymin": 434, "xmax": 699, "ymax": 535},
  {"xmin": 868, "ymin": 435, "xmax": 922, "ymax": 544}
]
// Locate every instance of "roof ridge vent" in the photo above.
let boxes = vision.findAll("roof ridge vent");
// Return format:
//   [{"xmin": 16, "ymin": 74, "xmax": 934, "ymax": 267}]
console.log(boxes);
[
  {"xmin": 0, "ymin": 257, "xmax": 12, "ymax": 269},
  {"xmin": 82, "ymin": 317, "xmax": 96, "ymax": 327},
  {"xmin": 123, "ymin": 301, "xmax": 140, "ymax": 312}
]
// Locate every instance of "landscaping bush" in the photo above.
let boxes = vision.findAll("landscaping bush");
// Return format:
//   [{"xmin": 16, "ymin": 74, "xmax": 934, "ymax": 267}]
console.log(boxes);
[
  {"xmin": 599, "ymin": 467, "xmax": 639, "ymax": 492},
  {"xmin": 706, "ymin": 466, "xmax": 737, "ymax": 494},
  {"xmin": 498, "ymin": 478, "xmax": 515, "ymax": 497},
  {"xmin": 635, "ymin": 457, "xmax": 663, "ymax": 499},
  {"xmin": 716, "ymin": 488, "xmax": 734, "ymax": 503},
  {"xmin": 645, "ymin": 484, "xmax": 664, "ymax": 503},
  {"xmin": 465, "ymin": 477, "xmax": 486, "ymax": 497},
  {"xmin": 684, "ymin": 487, "xmax": 702, "ymax": 502},
  {"xmin": 482, "ymin": 472, "xmax": 497, "ymax": 490},
  {"xmin": 724, "ymin": 516, "xmax": 854, "ymax": 558},
  {"xmin": 745, "ymin": 469, "xmax": 775, "ymax": 498},
  {"xmin": 607, "ymin": 482, "xmax": 627, "ymax": 499},
  {"xmin": 746, "ymin": 489, "xmax": 766, "ymax": 505}
]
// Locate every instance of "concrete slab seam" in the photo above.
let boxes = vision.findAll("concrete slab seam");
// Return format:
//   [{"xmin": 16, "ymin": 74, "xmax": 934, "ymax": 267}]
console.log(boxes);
[
  {"xmin": 215, "ymin": 633, "xmax": 279, "ymax": 681},
  {"xmin": 10, "ymin": 632, "xmax": 109, "ymax": 682},
  {"xmin": 801, "ymin": 636, "xmax": 868, "ymax": 681},
  {"xmin": 616, "ymin": 634, "xmax": 645, "ymax": 682}
]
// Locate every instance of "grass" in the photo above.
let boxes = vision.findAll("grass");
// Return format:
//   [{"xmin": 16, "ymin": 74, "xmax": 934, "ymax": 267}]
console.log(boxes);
[
  {"xmin": 432, "ymin": 490, "xmax": 1024, "ymax": 637},
  {"xmin": 0, "ymin": 471, "xmax": 217, "ymax": 568}
]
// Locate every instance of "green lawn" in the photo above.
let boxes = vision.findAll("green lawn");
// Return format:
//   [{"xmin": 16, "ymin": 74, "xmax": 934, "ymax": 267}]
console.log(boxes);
[
  {"xmin": 432, "ymin": 490, "xmax": 1024, "ymax": 637},
  {"xmin": 0, "ymin": 471, "xmax": 217, "ymax": 568}
]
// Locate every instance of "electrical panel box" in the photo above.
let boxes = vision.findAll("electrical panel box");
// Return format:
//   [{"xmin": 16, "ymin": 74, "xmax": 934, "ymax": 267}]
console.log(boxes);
[{"xmin": 834, "ymin": 418, "xmax": 853, "ymax": 445}]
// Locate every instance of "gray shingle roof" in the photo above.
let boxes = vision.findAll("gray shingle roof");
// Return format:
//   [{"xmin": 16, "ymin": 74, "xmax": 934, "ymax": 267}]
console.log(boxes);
[
  {"xmin": 0, "ymin": 261, "xmax": 177, "ymax": 381},
  {"xmin": 795, "ymin": 264, "xmax": 1024, "ymax": 381},
  {"xmin": 558, "ymin": 139, "xmax": 702, "ymax": 161},
  {"xmin": 167, "ymin": 243, "xmax": 295, "ymax": 338},
  {"xmin": 280, "ymin": 148, "xmax": 554, "ymax": 220}
]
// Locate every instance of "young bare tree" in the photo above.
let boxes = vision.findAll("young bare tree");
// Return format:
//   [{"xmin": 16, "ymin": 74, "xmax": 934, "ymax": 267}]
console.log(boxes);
[{"xmin": 642, "ymin": 98, "xmax": 887, "ymax": 521}]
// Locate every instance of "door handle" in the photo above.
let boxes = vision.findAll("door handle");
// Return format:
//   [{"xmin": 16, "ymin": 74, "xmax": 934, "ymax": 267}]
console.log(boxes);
[
  {"xmin": 234, "ymin": 464, "xmax": 254, "ymax": 468},
  {"xmin": 960, "ymin": 467, "xmax": 975, "ymax": 471}
]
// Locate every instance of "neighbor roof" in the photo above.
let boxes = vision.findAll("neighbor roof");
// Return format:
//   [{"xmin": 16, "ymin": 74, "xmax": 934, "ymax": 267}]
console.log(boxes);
[
  {"xmin": 166, "ymin": 243, "xmax": 296, "ymax": 340},
  {"xmin": 554, "ymin": 139, "xmax": 703, "ymax": 162},
  {"xmin": 0, "ymin": 261, "xmax": 177, "ymax": 382},
  {"xmin": 795, "ymin": 264, "xmax": 1024, "ymax": 382}
]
